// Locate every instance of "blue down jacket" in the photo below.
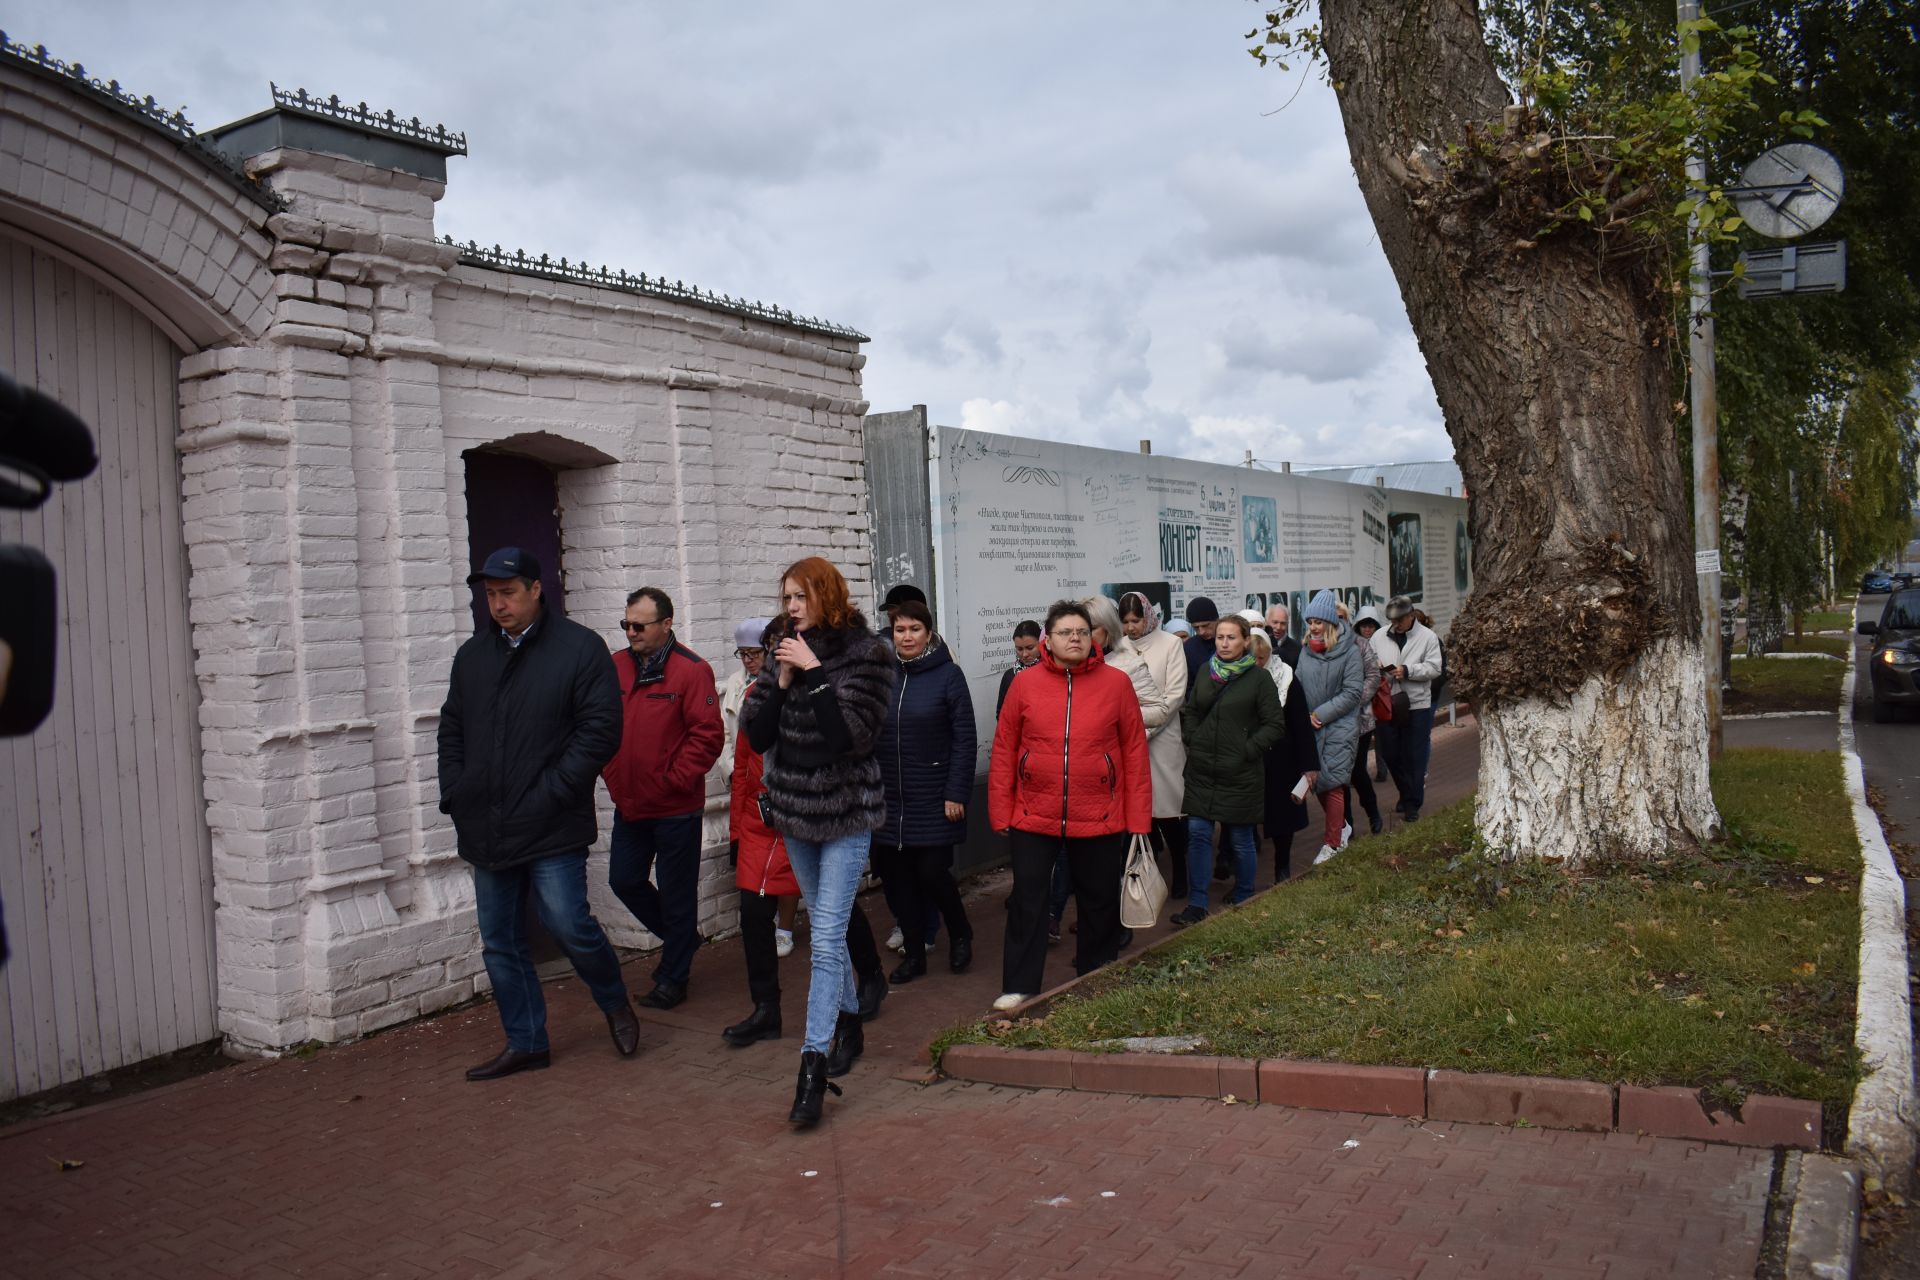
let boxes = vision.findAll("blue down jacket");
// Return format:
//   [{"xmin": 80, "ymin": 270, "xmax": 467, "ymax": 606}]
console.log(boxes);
[{"xmin": 875, "ymin": 639, "xmax": 977, "ymax": 849}]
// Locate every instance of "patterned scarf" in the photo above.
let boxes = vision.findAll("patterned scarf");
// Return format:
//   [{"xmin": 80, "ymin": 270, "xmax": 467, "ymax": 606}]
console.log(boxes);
[
  {"xmin": 1119, "ymin": 591, "xmax": 1162, "ymax": 633},
  {"xmin": 1208, "ymin": 651, "xmax": 1257, "ymax": 685}
]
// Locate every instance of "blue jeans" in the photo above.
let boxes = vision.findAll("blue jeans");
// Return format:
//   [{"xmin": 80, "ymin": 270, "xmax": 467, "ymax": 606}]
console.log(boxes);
[
  {"xmin": 1401, "ymin": 706, "xmax": 1436, "ymax": 812},
  {"xmin": 472, "ymin": 851, "xmax": 631, "ymax": 1054},
  {"xmin": 1185, "ymin": 817, "xmax": 1258, "ymax": 910},
  {"xmin": 783, "ymin": 832, "xmax": 871, "ymax": 1053},
  {"xmin": 607, "ymin": 811, "xmax": 704, "ymax": 987}
]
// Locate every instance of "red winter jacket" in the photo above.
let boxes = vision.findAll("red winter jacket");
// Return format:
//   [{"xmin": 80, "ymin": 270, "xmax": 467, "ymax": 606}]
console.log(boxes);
[
  {"xmin": 989, "ymin": 643, "xmax": 1153, "ymax": 839},
  {"xmin": 602, "ymin": 641, "xmax": 724, "ymax": 820},
  {"xmin": 729, "ymin": 698, "xmax": 799, "ymax": 897}
]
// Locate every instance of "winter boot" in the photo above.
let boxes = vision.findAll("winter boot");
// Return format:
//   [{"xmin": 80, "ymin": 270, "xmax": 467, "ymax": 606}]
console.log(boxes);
[
  {"xmin": 721, "ymin": 1002, "xmax": 781, "ymax": 1047},
  {"xmin": 788, "ymin": 1050, "xmax": 840, "ymax": 1128},
  {"xmin": 825, "ymin": 1010, "xmax": 864, "ymax": 1078}
]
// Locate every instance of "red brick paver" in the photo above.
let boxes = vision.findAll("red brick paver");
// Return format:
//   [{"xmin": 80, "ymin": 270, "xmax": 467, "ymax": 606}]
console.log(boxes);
[{"xmin": 0, "ymin": 717, "xmax": 1776, "ymax": 1278}]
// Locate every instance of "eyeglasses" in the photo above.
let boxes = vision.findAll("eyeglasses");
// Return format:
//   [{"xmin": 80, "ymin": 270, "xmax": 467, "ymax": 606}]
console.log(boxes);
[
  {"xmin": 620, "ymin": 618, "xmax": 665, "ymax": 633},
  {"xmin": 1050, "ymin": 629, "xmax": 1092, "ymax": 640},
  {"xmin": 734, "ymin": 647, "xmax": 764, "ymax": 659}
]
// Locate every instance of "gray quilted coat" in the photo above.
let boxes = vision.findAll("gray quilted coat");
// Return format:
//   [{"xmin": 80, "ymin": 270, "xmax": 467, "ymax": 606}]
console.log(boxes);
[{"xmin": 1292, "ymin": 620, "xmax": 1365, "ymax": 792}]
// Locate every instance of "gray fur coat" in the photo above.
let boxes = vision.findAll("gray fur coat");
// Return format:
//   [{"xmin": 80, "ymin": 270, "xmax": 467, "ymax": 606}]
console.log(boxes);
[{"xmin": 741, "ymin": 613, "xmax": 895, "ymax": 842}]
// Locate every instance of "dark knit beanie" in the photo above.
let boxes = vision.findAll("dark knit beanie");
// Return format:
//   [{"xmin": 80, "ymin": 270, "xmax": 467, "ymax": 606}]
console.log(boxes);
[{"xmin": 1185, "ymin": 596, "xmax": 1219, "ymax": 624}]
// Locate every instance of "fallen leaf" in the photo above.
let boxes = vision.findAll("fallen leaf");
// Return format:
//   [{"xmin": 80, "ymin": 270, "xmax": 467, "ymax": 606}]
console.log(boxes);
[
  {"xmin": 49, "ymin": 1158, "xmax": 83, "ymax": 1172},
  {"xmin": 1803, "ymin": 876, "xmax": 1825, "ymax": 885},
  {"xmin": 1793, "ymin": 962, "xmax": 1818, "ymax": 977}
]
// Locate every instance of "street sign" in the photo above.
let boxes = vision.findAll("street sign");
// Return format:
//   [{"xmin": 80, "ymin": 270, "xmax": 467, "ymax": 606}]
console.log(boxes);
[
  {"xmin": 1732, "ymin": 144, "xmax": 1844, "ymax": 239},
  {"xmin": 1736, "ymin": 241, "xmax": 1846, "ymax": 299}
]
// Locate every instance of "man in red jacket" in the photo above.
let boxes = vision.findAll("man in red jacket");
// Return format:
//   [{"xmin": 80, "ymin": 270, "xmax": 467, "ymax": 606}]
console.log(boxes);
[{"xmin": 603, "ymin": 587, "xmax": 724, "ymax": 1009}]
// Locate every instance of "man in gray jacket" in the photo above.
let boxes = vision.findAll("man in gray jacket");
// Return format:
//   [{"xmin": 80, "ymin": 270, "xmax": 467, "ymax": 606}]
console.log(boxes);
[{"xmin": 1371, "ymin": 595, "xmax": 1443, "ymax": 822}]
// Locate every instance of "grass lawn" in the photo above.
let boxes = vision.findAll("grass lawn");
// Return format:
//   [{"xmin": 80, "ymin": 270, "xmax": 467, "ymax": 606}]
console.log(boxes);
[
  {"xmin": 942, "ymin": 748, "xmax": 1862, "ymax": 1123},
  {"xmin": 1726, "ymin": 654, "xmax": 1845, "ymax": 713},
  {"xmin": 1800, "ymin": 609, "xmax": 1853, "ymax": 632},
  {"xmin": 1782, "ymin": 634, "xmax": 1850, "ymax": 658}
]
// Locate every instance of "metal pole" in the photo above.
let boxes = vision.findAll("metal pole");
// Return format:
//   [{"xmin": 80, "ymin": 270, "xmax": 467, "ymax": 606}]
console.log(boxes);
[{"xmin": 1679, "ymin": 0, "xmax": 1723, "ymax": 757}]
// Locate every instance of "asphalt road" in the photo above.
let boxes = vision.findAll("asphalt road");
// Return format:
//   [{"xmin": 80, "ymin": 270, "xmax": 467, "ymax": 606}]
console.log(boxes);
[{"xmin": 1852, "ymin": 591, "xmax": 1919, "ymax": 845}]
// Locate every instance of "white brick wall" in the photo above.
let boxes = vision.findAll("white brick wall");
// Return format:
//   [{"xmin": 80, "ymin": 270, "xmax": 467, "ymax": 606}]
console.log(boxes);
[
  {"xmin": 176, "ymin": 135, "xmax": 870, "ymax": 1051},
  {"xmin": 6, "ymin": 62, "xmax": 872, "ymax": 1056}
]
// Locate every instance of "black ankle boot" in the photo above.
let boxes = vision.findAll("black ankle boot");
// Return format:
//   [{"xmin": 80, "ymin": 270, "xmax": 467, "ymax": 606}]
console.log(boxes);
[
  {"xmin": 856, "ymin": 970, "xmax": 887, "ymax": 1021},
  {"xmin": 721, "ymin": 1002, "xmax": 781, "ymax": 1047},
  {"xmin": 788, "ymin": 1050, "xmax": 840, "ymax": 1128},
  {"xmin": 825, "ymin": 1010, "xmax": 864, "ymax": 1077}
]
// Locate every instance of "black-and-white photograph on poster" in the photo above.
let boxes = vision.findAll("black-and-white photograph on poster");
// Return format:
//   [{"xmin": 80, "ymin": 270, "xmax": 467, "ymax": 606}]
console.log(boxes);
[
  {"xmin": 1389, "ymin": 512, "xmax": 1424, "ymax": 601},
  {"xmin": 1100, "ymin": 580, "xmax": 1173, "ymax": 624},
  {"xmin": 1241, "ymin": 494, "xmax": 1276, "ymax": 564}
]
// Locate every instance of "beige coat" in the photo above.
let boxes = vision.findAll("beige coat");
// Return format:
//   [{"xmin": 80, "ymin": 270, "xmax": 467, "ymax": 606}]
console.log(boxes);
[{"xmin": 1129, "ymin": 626, "xmax": 1189, "ymax": 818}]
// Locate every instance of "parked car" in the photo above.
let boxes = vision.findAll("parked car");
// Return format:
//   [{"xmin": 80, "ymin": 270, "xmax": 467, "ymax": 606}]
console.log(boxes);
[
  {"xmin": 1862, "ymin": 571, "xmax": 1895, "ymax": 594},
  {"xmin": 1857, "ymin": 589, "xmax": 1920, "ymax": 722}
]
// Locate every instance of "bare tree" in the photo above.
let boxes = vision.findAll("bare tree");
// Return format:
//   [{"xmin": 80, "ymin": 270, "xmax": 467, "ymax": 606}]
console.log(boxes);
[{"xmin": 1315, "ymin": 0, "xmax": 1719, "ymax": 861}]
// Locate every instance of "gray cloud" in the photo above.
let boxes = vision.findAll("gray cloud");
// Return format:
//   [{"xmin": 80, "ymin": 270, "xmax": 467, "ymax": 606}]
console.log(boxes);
[{"xmin": 6, "ymin": 1, "xmax": 1452, "ymax": 471}]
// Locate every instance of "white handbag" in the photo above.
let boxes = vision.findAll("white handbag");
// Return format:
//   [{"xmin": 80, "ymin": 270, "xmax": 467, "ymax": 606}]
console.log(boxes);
[{"xmin": 1120, "ymin": 833, "xmax": 1169, "ymax": 930}]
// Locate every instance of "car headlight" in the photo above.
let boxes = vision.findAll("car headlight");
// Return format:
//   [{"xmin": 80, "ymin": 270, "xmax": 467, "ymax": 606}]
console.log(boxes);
[{"xmin": 1880, "ymin": 648, "xmax": 1920, "ymax": 667}]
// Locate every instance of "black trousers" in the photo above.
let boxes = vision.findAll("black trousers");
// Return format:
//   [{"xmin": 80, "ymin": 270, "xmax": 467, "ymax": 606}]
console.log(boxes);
[
  {"xmin": 739, "ymin": 889, "xmax": 782, "ymax": 1005},
  {"xmin": 873, "ymin": 843, "xmax": 973, "ymax": 963},
  {"xmin": 1153, "ymin": 816, "xmax": 1189, "ymax": 899},
  {"xmin": 740, "ymin": 888, "xmax": 882, "ymax": 1008},
  {"xmin": 1343, "ymin": 730, "xmax": 1381, "ymax": 823},
  {"xmin": 1003, "ymin": 830, "xmax": 1127, "ymax": 995}
]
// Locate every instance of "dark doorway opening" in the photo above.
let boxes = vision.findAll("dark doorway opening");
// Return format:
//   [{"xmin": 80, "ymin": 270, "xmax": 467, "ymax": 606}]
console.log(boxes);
[{"xmin": 463, "ymin": 450, "xmax": 567, "ymax": 635}]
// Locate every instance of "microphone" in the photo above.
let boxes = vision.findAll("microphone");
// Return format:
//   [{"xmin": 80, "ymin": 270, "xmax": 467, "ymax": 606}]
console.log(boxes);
[{"xmin": 0, "ymin": 370, "xmax": 100, "ymax": 509}]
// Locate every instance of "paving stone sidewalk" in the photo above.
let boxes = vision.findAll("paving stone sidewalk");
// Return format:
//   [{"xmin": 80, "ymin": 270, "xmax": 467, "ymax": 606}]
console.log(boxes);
[{"xmin": 0, "ymin": 715, "xmax": 1778, "ymax": 1278}]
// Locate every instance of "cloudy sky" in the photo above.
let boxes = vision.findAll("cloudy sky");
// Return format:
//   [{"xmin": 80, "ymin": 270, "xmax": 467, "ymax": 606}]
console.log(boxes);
[{"xmin": 9, "ymin": 1, "xmax": 1451, "ymax": 470}]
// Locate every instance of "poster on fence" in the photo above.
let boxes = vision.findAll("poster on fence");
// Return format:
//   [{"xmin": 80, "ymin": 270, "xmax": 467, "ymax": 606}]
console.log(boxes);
[{"xmin": 931, "ymin": 427, "xmax": 1469, "ymax": 768}]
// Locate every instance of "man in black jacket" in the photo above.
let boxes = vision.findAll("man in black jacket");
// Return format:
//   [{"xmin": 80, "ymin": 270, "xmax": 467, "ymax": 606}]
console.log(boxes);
[{"xmin": 438, "ymin": 547, "xmax": 640, "ymax": 1080}]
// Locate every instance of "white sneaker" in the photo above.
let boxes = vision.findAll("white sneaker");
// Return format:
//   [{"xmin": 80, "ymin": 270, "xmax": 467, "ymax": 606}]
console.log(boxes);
[
  {"xmin": 1312, "ymin": 844, "xmax": 1338, "ymax": 866},
  {"xmin": 886, "ymin": 926, "xmax": 905, "ymax": 952},
  {"xmin": 774, "ymin": 928, "xmax": 795, "ymax": 958},
  {"xmin": 1339, "ymin": 823, "xmax": 1353, "ymax": 849},
  {"xmin": 992, "ymin": 992, "xmax": 1030, "ymax": 1012}
]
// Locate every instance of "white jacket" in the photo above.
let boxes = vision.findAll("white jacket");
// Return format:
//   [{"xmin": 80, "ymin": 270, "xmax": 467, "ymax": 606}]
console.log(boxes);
[
  {"xmin": 1130, "ymin": 626, "xmax": 1189, "ymax": 819},
  {"xmin": 716, "ymin": 666, "xmax": 750, "ymax": 782},
  {"xmin": 1371, "ymin": 620, "xmax": 1443, "ymax": 711}
]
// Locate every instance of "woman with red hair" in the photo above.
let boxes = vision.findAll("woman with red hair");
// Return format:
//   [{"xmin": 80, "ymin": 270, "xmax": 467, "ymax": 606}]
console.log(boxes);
[{"xmin": 742, "ymin": 557, "xmax": 894, "ymax": 1128}]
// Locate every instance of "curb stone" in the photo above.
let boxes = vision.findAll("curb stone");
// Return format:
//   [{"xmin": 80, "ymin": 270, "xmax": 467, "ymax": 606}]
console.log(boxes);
[
  {"xmin": 938, "ymin": 1043, "xmax": 1821, "ymax": 1151},
  {"xmin": 1839, "ymin": 600, "xmax": 1920, "ymax": 1193},
  {"xmin": 1782, "ymin": 1152, "xmax": 1862, "ymax": 1280}
]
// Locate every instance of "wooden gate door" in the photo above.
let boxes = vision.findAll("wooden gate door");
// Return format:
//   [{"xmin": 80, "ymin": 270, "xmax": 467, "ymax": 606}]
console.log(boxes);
[{"xmin": 0, "ymin": 231, "xmax": 219, "ymax": 1099}]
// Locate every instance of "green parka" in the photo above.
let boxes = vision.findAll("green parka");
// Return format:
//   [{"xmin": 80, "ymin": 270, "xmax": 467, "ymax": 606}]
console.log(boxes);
[{"xmin": 1179, "ymin": 664, "xmax": 1285, "ymax": 824}]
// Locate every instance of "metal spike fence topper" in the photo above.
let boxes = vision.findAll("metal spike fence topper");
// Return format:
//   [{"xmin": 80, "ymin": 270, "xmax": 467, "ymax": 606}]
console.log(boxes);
[
  {"xmin": 441, "ymin": 237, "xmax": 868, "ymax": 342},
  {"xmin": 269, "ymin": 83, "xmax": 467, "ymax": 154},
  {"xmin": 1, "ymin": 31, "xmax": 285, "ymax": 210}
]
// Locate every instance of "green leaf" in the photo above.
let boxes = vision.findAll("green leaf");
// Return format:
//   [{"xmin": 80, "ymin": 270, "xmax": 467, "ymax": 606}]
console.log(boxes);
[
  {"xmin": 1578, "ymin": 204, "xmax": 1594, "ymax": 221},
  {"xmin": 1722, "ymin": 216, "xmax": 1743, "ymax": 232}
]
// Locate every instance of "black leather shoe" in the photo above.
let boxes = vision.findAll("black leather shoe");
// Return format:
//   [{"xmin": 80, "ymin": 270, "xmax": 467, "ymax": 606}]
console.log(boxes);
[
  {"xmin": 1367, "ymin": 806, "xmax": 1384, "ymax": 835},
  {"xmin": 788, "ymin": 1050, "xmax": 840, "ymax": 1128},
  {"xmin": 722, "ymin": 1002, "xmax": 782, "ymax": 1047},
  {"xmin": 636, "ymin": 981, "xmax": 686, "ymax": 1011},
  {"xmin": 889, "ymin": 956, "xmax": 927, "ymax": 985},
  {"xmin": 465, "ymin": 1047, "xmax": 551, "ymax": 1081},
  {"xmin": 949, "ymin": 936, "xmax": 973, "ymax": 974},
  {"xmin": 825, "ymin": 1010, "xmax": 864, "ymax": 1078},
  {"xmin": 1169, "ymin": 906, "xmax": 1208, "ymax": 929},
  {"xmin": 856, "ymin": 970, "xmax": 886, "ymax": 1021},
  {"xmin": 606, "ymin": 1001, "xmax": 641, "ymax": 1057}
]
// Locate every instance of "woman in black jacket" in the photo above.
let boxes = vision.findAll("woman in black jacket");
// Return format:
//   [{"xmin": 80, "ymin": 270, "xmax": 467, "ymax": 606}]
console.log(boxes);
[
  {"xmin": 874, "ymin": 600, "xmax": 977, "ymax": 984},
  {"xmin": 742, "ymin": 556, "xmax": 895, "ymax": 1129}
]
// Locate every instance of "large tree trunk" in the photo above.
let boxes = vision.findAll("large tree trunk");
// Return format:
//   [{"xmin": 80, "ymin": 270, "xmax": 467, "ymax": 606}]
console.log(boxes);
[{"xmin": 1320, "ymin": 0, "xmax": 1719, "ymax": 861}]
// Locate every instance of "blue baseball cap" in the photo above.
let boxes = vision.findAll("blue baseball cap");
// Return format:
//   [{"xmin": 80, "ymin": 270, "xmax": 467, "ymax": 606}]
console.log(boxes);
[{"xmin": 467, "ymin": 546, "xmax": 543, "ymax": 585}]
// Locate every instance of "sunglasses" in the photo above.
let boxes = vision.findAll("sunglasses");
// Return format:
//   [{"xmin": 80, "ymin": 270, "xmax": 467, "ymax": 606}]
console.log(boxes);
[{"xmin": 620, "ymin": 619, "xmax": 665, "ymax": 634}]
